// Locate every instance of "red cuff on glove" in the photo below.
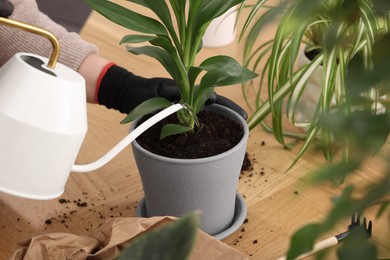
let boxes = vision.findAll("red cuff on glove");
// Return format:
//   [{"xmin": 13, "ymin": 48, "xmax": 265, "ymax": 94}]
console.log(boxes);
[{"xmin": 95, "ymin": 62, "xmax": 116, "ymax": 103}]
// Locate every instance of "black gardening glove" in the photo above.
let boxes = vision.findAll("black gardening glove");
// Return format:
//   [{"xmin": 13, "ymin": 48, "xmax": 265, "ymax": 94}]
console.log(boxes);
[
  {"xmin": 0, "ymin": 0, "xmax": 13, "ymax": 17},
  {"xmin": 98, "ymin": 65, "xmax": 177, "ymax": 113},
  {"xmin": 98, "ymin": 65, "xmax": 248, "ymax": 120}
]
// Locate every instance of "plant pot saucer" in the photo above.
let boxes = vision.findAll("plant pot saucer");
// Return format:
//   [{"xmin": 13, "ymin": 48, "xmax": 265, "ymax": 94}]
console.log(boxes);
[{"xmin": 135, "ymin": 193, "xmax": 247, "ymax": 240}]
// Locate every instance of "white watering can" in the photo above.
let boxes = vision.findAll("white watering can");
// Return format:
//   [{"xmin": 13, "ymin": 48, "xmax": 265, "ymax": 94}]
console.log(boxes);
[{"xmin": 0, "ymin": 17, "xmax": 183, "ymax": 200}]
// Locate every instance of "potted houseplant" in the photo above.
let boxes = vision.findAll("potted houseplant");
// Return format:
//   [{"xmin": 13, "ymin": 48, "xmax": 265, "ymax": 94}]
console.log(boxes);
[
  {"xmin": 240, "ymin": 0, "xmax": 386, "ymax": 165},
  {"xmin": 239, "ymin": 0, "xmax": 390, "ymax": 258},
  {"xmin": 84, "ymin": 0, "xmax": 257, "ymax": 238}
]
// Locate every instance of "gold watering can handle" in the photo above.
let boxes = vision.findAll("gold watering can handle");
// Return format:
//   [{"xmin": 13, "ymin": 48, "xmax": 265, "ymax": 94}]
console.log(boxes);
[{"xmin": 0, "ymin": 17, "xmax": 60, "ymax": 69}]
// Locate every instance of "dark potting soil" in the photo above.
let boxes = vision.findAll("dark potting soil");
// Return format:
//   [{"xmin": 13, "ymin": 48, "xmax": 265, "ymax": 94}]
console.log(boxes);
[
  {"xmin": 136, "ymin": 110, "xmax": 244, "ymax": 159},
  {"xmin": 241, "ymin": 152, "xmax": 253, "ymax": 172}
]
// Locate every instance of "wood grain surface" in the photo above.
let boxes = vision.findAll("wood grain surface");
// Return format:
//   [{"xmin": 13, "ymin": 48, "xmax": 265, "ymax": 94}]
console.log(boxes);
[{"xmin": 1, "ymin": 1, "xmax": 389, "ymax": 259}]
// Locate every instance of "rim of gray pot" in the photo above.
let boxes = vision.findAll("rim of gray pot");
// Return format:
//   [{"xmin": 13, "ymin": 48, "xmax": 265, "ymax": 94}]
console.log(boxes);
[{"xmin": 131, "ymin": 104, "xmax": 249, "ymax": 164}]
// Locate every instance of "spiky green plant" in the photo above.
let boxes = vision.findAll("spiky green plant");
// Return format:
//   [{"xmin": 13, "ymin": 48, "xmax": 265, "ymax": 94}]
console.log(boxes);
[
  {"xmin": 84, "ymin": 0, "xmax": 257, "ymax": 138},
  {"xmin": 240, "ymin": 0, "xmax": 390, "ymax": 166}
]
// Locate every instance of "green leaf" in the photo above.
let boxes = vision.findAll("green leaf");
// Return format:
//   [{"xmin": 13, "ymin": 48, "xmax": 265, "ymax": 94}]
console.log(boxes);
[
  {"xmin": 247, "ymin": 55, "xmax": 322, "ymax": 130},
  {"xmin": 194, "ymin": 56, "xmax": 246, "ymax": 91},
  {"xmin": 358, "ymin": 171, "xmax": 390, "ymax": 212},
  {"xmin": 120, "ymin": 35, "xmax": 156, "ymax": 44},
  {"xmin": 188, "ymin": 67, "xmax": 203, "ymax": 89},
  {"xmin": 286, "ymin": 186, "xmax": 356, "ymax": 260},
  {"xmin": 286, "ymin": 223, "xmax": 322, "ymax": 260},
  {"xmin": 199, "ymin": 66, "xmax": 258, "ymax": 90},
  {"xmin": 337, "ymin": 227, "xmax": 377, "ymax": 260},
  {"xmin": 286, "ymin": 122, "xmax": 321, "ymax": 171},
  {"xmin": 319, "ymin": 111, "xmax": 390, "ymax": 156},
  {"xmin": 308, "ymin": 161, "xmax": 361, "ymax": 183},
  {"xmin": 240, "ymin": 0, "xmax": 267, "ymax": 41},
  {"xmin": 195, "ymin": 67, "xmax": 257, "ymax": 112},
  {"xmin": 169, "ymin": 0, "xmax": 186, "ymax": 44},
  {"xmin": 149, "ymin": 36, "xmax": 177, "ymax": 54},
  {"xmin": 347, "ymin": 34, "xmax": 390, "ymax": 96},
  {"xmin": 194, "ymin": 87, "xmax": 214, "ymax": 114},
  {"xmin": 242, "ymin": 6, "xmax": 282, "ymax": 60},
  {"xmin": 126, "ymin": 45, "xmax": 181, "ymax": 82},
  {"xmin": 125, "ymin": 0, "xmax": 174, "ymax": 32},
  {"xmin": 120, "ymin": 97, "xmax": 172, "ymax": 124},
  {"xmin": 376, "ymin": 200, "xmax": 389, "ymax": 218},
  {"xmin": 189, "ymin": 56, "xmax": 257, "ymax": 112},
  {"xmin": 118, "ymin": 214, "xmax": 198, "ymax": 260},
  {"xmin": 125, "ymin": 0, "xmax": 180, "ymax": 50},
  {"xmin": 84, "ymin": 0, "xmax": 168, "ymax": 36},
  {"xmin": 198, "ymin": 55, "xmax": 243, "ymax": 77},
  {"xmin": 160, "ymin": 124, "xmax": 193, "ymax": 139},
  {"xmin": 218, "ymin": 67, "xmax": 259, "ymax": 86}
]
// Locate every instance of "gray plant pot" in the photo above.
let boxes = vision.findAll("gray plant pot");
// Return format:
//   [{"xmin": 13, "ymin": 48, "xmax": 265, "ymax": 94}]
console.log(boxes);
[{"xmin": 131, "ymin": 104, "xmax": 249, "ymax": 236}]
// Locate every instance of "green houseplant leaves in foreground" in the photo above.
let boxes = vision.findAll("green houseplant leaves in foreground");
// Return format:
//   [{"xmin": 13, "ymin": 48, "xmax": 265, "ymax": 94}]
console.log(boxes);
[
  {"xmin": 84, "ymin": 0, "xmax": 257, "ymax": 138},
  {"xmin": 118, "ymin": 214, "xmax": 198, "ymax": 260}
]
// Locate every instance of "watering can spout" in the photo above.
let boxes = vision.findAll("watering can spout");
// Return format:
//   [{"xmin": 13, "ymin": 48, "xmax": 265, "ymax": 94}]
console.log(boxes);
[{"xmin": 71, "ymin": 103, "xmax": 183, "ymax": 173}]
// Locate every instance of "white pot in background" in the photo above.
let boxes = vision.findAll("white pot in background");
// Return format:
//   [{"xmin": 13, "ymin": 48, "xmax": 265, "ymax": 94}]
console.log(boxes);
[{"xmin": 202, "ymin": 6, "xmax": 238, "ymax": 48}]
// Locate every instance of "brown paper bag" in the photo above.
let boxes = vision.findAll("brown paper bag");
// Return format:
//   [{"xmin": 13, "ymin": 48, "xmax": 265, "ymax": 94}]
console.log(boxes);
[{"xmin": 10, "ymin": 217, "xmax": 248, "ymax": 260}]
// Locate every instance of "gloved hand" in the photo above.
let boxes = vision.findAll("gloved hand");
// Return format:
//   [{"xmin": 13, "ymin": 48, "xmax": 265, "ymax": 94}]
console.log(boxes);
[
  {"xmin": 0, "ymin": 0, "xmax": 13, "ymax": 18},
  {"xmin": 97, "ymin": 64, "xmax": 248, "ymax": 120}
]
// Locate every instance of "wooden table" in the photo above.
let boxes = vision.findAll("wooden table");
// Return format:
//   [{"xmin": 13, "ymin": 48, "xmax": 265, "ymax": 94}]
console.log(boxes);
[{"xmin": 1, "ymin": 3, "xmax": 389, "ymax": 259}]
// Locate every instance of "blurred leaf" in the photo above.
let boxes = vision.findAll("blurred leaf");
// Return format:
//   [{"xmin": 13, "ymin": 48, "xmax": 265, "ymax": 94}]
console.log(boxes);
[
  {"xmin": 286, "ymin": 223, "xmax": 322, "ymax": 260},
  {"xmin": 308, "ymin": 160, "xmax": 361, "ymax": 183},
  {"xmin": 323, "ymin": 186, "xmax": 358, "ymax": 231},
  {"xmin": 358, "ymin": 171, "xmax": 390, "ymax": 211},
  {"xmin": 337, "ymin": 227, "xmax": 377, "ymax": 260},
  {"xmin": 293, "ymin": 0, "xmax": 324, "ymax": 20},
  {"xmin": 121, "ymin": 97, "xmax": 172, "ymax": 124},
  {"xmin": 376, "ymin": 200, "xmax": 389, "ymax": 218},
  {"xmin": 319, "ymin": 111, "xmax": 390, "ymax": 156},
  {"xmin": 286, "ymin": 186, "xmax": 356, "ymax": 259},
  {"xmin": 372, "ymin": 0, "xmax": 390, "ymax": 15},
  {"xmin": 347, "ymin": 34, "xmax": 390, "ymax": 96},
  {"xmin": 160, "ymin": 124, "xmax": 193, "ymax": 139},
  {"xmin": 118, "ymin": 214, "xmax": 198, "ymax": 260}
]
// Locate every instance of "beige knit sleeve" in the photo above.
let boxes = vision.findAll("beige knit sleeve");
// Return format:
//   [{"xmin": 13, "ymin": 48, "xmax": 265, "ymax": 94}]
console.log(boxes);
[{"xmin": 0, "ymin": 0, "xmax": 98, "ymax": 71}]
